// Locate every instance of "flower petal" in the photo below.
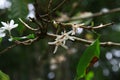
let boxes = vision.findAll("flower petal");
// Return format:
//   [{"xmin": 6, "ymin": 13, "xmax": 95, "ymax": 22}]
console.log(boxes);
[
  {"xmin": 76, "ymin": 28, "xmax": 83, "ymax": 34},
  {"xmin": 0, "ymin": 28, "xmax": 5, "ymax": 33},
  {"xmin": 48, "ymin": 41, "xmax": 56, "ymax": 45},
  {"xmin": 61, "ymin": 44, "xmax": 68, "ymax": 49},
  {"xmin": 13, "ymin": 24, "xmax": 18, "ymax": 28},
  {"xmin": 1, "ymin": 22, "xmax": 8, "ymax": 27},
  {"xmin": 53, "ymin": 46, "xmax": 58, "ymax": 54},
  {"xmin": 1, "ymin": 26, "xmax": 8, "ymax": 30},
  {"xmin": 1, "ymin": 20, "xmax": 18, "ymax": 31},
  {"xmin": 10, "ymin": 20, "xmax": 14, "ymax": 25},
  {"xmin": 8, "ymin": 38, "xmax": 13, "ymax": 42},
  {"xmin": 0, "ymin": 32, "xmax": 6, "ymax": 37},
  {"xmin": 68, "ymin": 36, "xmax": 75, "ymax": 41}
]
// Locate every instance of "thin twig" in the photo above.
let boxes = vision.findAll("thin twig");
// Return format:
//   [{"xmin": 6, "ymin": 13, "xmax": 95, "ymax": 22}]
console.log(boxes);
[
  {"xmin": 79, "ymin": 23, "xmax": 113, "ymax": 30},
  {"xmin": 14, "ymin": 37, "xmax": 40, "ymax": 45},
  {"xmin": 29, "ymin": 17, "xmax": 44, "ymax": 29},
  {"xmin": 62, "ymin": 7, "xmax": 120, "ymax": 22},
  {"xmin": 40, "ymin": 0, "xmax": 67, "ymax": 17},
  {"xmin": 47, "ymin": 33, "xmax": 120, "ymax": 47},
  {"xmin": 47, "ymin": 0, "xmax": 53, "ymax": 20},
  {"xmin": 19, "ymin": 18, "xmax": 38, "ymax": 31},
  {"xmin": 1, "ymin": 32, "xmax": 120, "ymax": 54},
  {"xmin": 47, "ymin": 33, "xmax": 58, "ymax": 37},
  {"xmin": 54, "ymin": 21, "xmax": 113, "ymax": 30},
  {"xmin": 73, "ymin": 36, "xmax": 120, "ymax": 46},
  {"xmin": 0, "ymin": 37, "xmax": 40, "ymax": 54},
  {"xmin": 0, "ymin": 44, "xmax": 17, "ymax": 54},
  {"xmin": 48, "ymin": 0, "xmax": 53, "ymax": 12}
]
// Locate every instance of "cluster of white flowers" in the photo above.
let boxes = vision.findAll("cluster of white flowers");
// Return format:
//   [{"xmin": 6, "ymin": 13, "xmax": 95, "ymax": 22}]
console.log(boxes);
[
  {"xmin": 0, "ymin": 20, "xmax": 18, "ymax": 38},
  {"xmin": 48, "ymin": 23, "xmax": 84, "ymax": 53},
  {"xmin": 48, "ymin": 30, "xmax": 75, "ymax": 53}
]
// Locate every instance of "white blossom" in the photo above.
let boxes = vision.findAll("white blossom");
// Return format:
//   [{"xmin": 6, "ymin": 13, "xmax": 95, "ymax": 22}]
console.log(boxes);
[
  {"xmin": 76, "ymin": 28, "xmax": 83, "ymax": 34},
  {"xmin": 1, "ymin": 20, "xmax": 18, "ymax": 32},
  {"xmin": 26, "ymin": 11, "xmax": 35, "ymax": 19},
  {"xmin": 26, "ymin": 3, "xmax": 35, "ymax": 19},
  {"xmin": 101, "ymin": 8, "xmax": 109, "ymax": 13},
  {"xmin": 28, "ymin": 3, "xmax": 35, "ymax": 11},
  {"xmin": 48, "ymin": 31, "xmax": 75, "ymax": 53},
  {"xmin": 0, "ymin": 0, "xmax": 11, "ymax": 9},
  {"xmin": 71, "ymin": 24, "xmax": 84, "ymax": 35},
  {"xmin": 0, "ymin": 28, "xmax": 5, "ymax": 38}
]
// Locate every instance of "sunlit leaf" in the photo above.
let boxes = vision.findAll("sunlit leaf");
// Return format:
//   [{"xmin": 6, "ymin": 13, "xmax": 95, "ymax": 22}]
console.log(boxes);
[
  {"xmin": 85, "ymin": 71, "xmax": 94, "ymax": 80},
  {"xmin": 76, "ymin": 38, "xmax": 100, "ymax": 80},
  {"xmin": 26, "ymin": 34, "xmax": 35, "ymax": 39},
  {"xmin": 0, "ymin": 70, "xmax": 10, "ymax": 80}
]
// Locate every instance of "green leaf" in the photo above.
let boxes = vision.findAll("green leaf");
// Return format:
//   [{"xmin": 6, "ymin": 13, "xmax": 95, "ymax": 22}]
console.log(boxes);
[
  {"xmin": 76, "ymin": 38, "xmax": 100, "ymax": 80},
  {"xmin": 12, "ymin": 37, "xmax": 24, "ymax": 41},
  {"xmin": 26, "ymin": 34, "xmax": 35, "ymax": 39},
  {"xmin": 0, "ymin": 70, "xmax": 10, "ymax": 80},
  {"xmin": 85, "ymin": 71, "xmax": 94, "ymax": 80}
]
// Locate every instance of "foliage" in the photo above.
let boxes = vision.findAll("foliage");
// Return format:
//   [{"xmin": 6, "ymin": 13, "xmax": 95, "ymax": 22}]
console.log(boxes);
[
  {"xmin": 0, "ymin": 71, "xmax": 10, "ymax": 80},
  {"xmin": 0, "ymin": 0, "xmax": 120, "ymax": 80},
  {"xmin": 76, "ymin": 38, "xmax": 100, "ymax": 80},
  {"xmin": 85, "ymin": 71, "xmax": 94, "ymax": 80}
]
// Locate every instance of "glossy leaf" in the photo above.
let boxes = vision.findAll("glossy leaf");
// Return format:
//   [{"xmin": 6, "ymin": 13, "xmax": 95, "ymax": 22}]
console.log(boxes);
[
  {"xmin": 0, "ymin": 71, "xmax": 10, "ymax": 80},
  {"xmin": 76, "ymin": 38, "xmax": 100, "ymax": 80}
]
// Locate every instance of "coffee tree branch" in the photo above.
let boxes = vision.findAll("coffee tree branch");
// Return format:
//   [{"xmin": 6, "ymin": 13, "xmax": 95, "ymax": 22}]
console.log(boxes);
[{"xmin": 61, "ymin": 7, "xmax": 120, "ymax": 22}]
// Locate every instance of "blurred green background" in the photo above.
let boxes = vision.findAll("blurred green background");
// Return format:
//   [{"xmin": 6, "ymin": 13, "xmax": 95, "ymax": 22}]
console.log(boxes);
[{"xmin": 0, "ymin": 0, "xmax": 120, "ymax": 80}]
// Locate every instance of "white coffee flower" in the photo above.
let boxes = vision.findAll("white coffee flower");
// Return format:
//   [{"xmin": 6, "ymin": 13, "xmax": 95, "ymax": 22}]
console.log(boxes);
[
  {"xmin": 0, "ymin": 28, "xmax": 5, "ymax": 38},
  {"xmin": 71, "ymin": 23, "xmax": 84, "ymax": 35},
  {"xmin": 48, "ymin": 31, "xmax": 75, "ymax": 53},
  {"xmin": 26, "ymin": 11, "xmax": 35, "ymax": 19},
  {"xmin": 26, "ymin": 3, "xmax": 35, "ymax": 20},
  {"xmin": 101, "ymin": 8, "xmax": 109, "ymax": 13},
  {"xmin": 0, "ymin": 0, "xmax": 12, "ymax": 9},
  {"xmin": 1, "ymin": 20, "xmax": 18, "ymax": 32},
  {"xmin": 76, "ymin": 28, "xmax": 83, "ymax": 34}
]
